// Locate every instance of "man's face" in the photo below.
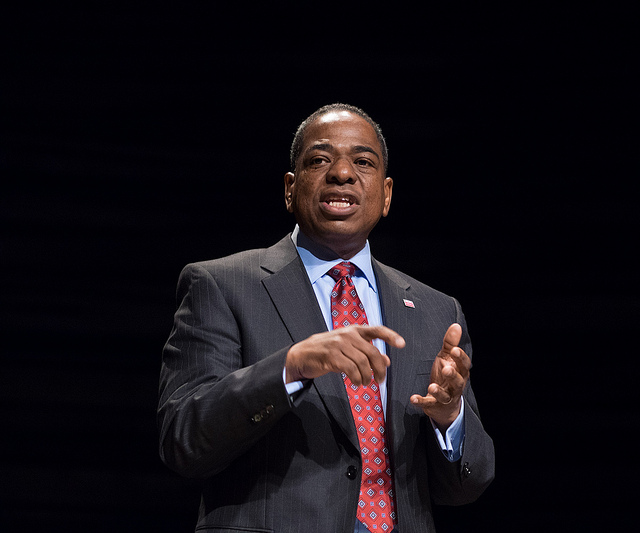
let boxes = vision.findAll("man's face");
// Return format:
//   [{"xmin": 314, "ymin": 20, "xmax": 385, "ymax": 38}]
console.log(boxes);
[{"xmin": 284, "ymin": 111, "xmax": 393, "ymax": 259}]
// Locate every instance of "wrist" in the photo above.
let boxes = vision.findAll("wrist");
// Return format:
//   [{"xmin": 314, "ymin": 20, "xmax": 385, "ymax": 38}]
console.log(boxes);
[
  {"xmin": 285, "ymin": 344, "xmax": 304, "ymax": 384},
  {"xmin": 431, "ymin": 399, "xmax": 462, "ymax": 432}
]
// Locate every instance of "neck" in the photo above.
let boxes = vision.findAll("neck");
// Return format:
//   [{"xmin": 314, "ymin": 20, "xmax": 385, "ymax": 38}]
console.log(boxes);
[{"xmin": 293, "ymin": 226, "xmax": 366, "ymax": 261}]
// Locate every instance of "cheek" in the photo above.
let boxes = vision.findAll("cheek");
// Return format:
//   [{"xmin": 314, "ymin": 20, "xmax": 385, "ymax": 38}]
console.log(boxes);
[
  {"xmin": 293, "ymin": 179, "xmax": 319, "ymax": 205},
  {"xmin": 291, "ymin": 187, "xmax": 317, "ymax": 217}
]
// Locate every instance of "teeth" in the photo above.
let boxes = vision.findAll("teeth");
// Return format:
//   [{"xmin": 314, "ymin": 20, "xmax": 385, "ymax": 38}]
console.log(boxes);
[{"xmin": 329, "ymin": 201, "xmax": 351, "ymax": 208}]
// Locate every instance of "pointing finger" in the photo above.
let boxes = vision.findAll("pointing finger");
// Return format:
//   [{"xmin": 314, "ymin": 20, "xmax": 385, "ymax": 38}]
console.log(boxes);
[{"xmin": 361, "ymin": 325, "xmax": 406, "ymax": 349}]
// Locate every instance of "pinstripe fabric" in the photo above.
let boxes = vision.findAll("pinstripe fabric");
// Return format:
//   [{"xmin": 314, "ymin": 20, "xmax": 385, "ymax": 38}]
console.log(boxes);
[{"xmin": 158, "ymin": 235, "xmax": 495, "ymax": 532}]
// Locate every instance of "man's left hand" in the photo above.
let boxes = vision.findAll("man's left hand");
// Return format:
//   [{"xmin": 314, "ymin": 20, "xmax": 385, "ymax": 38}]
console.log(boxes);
[{"xmin": 410, "ymin": 323, "xmax": 471, "ymax": 431}]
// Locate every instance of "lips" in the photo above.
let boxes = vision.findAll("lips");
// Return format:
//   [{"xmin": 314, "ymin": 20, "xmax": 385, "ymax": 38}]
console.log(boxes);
[
  {"xmin": 319, "ymin": 191, "xmax": 359, "ymax": 216},
  {"xmin": 320, "ymin": 191, "xmax": 359, "ymax": 207}
]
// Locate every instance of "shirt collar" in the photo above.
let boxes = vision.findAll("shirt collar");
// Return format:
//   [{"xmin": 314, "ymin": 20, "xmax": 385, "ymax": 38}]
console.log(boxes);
[{"xmin": 291, "ymin": 225, "xmax": 378, "ymax": 292}]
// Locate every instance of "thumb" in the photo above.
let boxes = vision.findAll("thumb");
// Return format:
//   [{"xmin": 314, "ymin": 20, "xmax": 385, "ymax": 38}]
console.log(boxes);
[{"xmin": 440, "ymin": 323, "xmax": 462, "ymax": 355}]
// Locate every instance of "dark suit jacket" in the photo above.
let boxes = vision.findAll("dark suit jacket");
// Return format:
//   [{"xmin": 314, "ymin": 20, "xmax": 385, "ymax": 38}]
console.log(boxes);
[{"xmin": 158, "ymin": 235, "xmax": 494, "ymax": 533}]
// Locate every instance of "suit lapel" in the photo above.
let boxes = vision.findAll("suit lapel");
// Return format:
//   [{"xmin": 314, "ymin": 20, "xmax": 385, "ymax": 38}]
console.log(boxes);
[
  {"xmin": 260, "ymin": 236, "xmax": 326, "ymax": 344},
  {"xmin": 372, "ymin": 260, "xmax": 421, "ymax": 453},
  {"xmin": 261, "ymin": 236, "xmax": 358, "ymax": 449}
]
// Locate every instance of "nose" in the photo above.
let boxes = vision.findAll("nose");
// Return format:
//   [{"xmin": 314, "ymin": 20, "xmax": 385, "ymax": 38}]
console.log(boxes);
[{"xmin": 326, "ymin": 158, "xmax": 356, "ymax": 184}]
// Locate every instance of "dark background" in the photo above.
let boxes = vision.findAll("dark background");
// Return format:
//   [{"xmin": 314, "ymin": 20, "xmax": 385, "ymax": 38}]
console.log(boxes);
[{"xmin": 2, "ymin": 4, "xmax": 638, "ymax": 532}]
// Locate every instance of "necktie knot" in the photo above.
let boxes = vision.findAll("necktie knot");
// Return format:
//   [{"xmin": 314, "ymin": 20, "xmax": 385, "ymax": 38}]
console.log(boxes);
[{"xmin": 327, "ymin": 261, "xmax": 356, "ymax": 282}]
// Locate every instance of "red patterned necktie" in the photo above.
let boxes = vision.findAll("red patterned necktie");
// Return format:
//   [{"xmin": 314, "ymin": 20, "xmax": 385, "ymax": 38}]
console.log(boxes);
[{"xmin": 327, "ymin": 261, "xmax": 396, "ymax": 532}]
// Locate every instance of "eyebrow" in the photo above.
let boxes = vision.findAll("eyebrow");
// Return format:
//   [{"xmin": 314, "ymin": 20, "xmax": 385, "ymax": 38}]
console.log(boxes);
[{"xmin": 306, "ymin": 142, "xmax": 381, "ymax": 161}]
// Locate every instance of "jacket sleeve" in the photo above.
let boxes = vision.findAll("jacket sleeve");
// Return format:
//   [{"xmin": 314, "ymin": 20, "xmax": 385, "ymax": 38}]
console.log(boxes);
[
  {"xmin": 426, "ymin": 298, "xmax": 495, "ymax": 505},
  {"xmin": 157, "ymin": 263, "xmax": 294, "ymax": 479}
]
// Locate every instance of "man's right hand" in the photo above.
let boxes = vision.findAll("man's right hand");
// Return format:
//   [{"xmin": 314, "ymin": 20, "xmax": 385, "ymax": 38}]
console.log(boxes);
[{"xmin": 285, "ymin": 325, "xmax": 405, "ymax": 386}]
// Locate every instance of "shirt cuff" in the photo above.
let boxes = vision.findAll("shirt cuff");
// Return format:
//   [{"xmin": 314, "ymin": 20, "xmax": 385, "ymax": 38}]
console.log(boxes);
[
  {"xmin": 283, "ymin": 367, "xmax": 306, "ymax": 396},
  {"xmin": 430, "ymin": 397, "xmax": 466, "ymax": 462}
]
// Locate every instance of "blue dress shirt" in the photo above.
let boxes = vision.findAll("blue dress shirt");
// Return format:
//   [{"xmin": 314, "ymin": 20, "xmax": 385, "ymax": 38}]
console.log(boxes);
[{"xmin": 286, "ymin": 226, "xmax": 464, "ymax": 462}]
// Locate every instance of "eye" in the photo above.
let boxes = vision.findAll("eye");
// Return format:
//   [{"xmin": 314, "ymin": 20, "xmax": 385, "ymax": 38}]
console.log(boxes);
[
  {"xmin": 355, "ymin": 157, "xmax": 374, "ymax": 168},
  {"xmin": 307, "ymin": 155, "xmax": 329, "ymax": 167}
]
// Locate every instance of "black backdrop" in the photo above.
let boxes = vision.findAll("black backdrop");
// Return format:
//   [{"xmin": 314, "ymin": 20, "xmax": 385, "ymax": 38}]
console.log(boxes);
[{"xmin": 2, "ymin": 5, "xmax": 638, "ymax": 532}]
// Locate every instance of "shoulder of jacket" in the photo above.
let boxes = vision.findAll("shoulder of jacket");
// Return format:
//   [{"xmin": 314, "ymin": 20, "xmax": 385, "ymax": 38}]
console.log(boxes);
[{"xmin": 180, "ymin": 234, "xmax": 296, "ymax": 278}]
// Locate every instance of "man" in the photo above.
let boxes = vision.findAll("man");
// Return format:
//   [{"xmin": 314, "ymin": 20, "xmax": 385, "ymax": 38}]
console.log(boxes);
[{"xmin": 158, "ymin": 103, "xmax": 495, "ymax": 532}]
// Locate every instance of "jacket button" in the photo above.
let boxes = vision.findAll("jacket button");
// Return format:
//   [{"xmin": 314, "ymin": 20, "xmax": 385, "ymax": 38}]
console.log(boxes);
[
  {"xmin": 250, "ymin": 405, "xmax": 275, "ymax": 425},
  {"xmin": 462, "ymin": 462, "xmax": 472, "ymax": 478},
  {"xmin": 346, "ymin": 466, "xmax": 358, "ymax": 480}
]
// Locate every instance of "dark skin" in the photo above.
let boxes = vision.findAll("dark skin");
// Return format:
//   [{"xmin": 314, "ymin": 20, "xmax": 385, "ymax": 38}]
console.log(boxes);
[{"xmin": 283, "ymin": 110, "xmax": 470, "ymax": 430}]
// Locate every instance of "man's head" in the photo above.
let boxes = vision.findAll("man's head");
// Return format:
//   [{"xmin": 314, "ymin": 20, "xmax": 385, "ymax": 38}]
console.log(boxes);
[{"xmin": 285, "ymin": 104, "xmax": 393, "ymax": 259}]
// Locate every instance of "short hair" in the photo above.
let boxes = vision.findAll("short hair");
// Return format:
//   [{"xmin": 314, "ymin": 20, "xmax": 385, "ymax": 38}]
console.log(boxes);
[{"xmin": 290, "ymin": 103, "xmax": 388, "ymax": 173}]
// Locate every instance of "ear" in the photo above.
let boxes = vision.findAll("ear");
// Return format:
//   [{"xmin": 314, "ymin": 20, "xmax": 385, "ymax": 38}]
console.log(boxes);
[
  {"xmin": 284, "ymin": 172, "xmax": 295, "ymax": 213},
  {"xmin": 382, "ymin": 177, "xmax": 393, "ymax": 217}
]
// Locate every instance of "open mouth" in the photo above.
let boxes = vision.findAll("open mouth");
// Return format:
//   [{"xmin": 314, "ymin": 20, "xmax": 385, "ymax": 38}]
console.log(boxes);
[
  {"xmin": 320, "ymin": 194, "xmax": 359, "ymax": 216},
  {"xmin": 321, "ymin": 191, "xmax": 359, "ymax": 208},
  {"xmin": 326, "ymin": 198, "xmax": 354, "ymax": 208}
]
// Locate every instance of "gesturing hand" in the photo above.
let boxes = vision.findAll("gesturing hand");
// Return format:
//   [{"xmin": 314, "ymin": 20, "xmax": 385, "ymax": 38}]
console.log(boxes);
[
  {"xmin": 286, "ymin": 325, "xmax": 406, "ymax": 386},
  {"xmin": 410, "ymin": 323, "xmax": 471, "ymax": 430}
]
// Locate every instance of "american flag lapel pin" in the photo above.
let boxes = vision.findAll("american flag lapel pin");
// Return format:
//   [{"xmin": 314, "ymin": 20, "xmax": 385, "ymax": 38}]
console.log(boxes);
[{"xmin": 403, "ymin": 299, "xmax": 415, "ymax": 308}]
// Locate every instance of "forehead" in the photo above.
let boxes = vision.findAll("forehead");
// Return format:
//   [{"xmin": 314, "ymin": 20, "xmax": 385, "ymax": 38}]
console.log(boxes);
[{"xmin": 303, "ymin": 111, "xmax": 380, "ymax": 150}]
